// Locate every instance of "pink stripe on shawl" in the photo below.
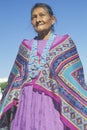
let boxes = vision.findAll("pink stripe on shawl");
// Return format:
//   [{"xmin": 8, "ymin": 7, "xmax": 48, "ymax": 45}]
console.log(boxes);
[{"xmin": 61, "ymin": 115, "xmax": 78, "ymax": 130}]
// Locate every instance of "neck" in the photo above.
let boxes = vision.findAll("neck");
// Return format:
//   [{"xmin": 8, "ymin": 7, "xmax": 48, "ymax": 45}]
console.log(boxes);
[{"xmin": 37, "ymin": 30, "xmax": 52, "ymax": 40}]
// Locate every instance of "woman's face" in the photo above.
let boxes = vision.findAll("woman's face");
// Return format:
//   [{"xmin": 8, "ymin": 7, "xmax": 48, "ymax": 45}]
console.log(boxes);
[{"xmin": 31, "ymin": 7, "xmax": 55, "ymax": 34}]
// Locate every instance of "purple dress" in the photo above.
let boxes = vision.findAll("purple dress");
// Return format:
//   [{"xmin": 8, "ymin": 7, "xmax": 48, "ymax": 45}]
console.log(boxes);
[{"xmin": 10, "ymin": 39, "xmax": 64, "ymax": 130}]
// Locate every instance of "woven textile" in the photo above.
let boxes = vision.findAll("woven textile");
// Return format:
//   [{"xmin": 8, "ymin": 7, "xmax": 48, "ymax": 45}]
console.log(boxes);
[{"xmin": 0, "ymin": 34, "xmax": 87, "ymax": 130}]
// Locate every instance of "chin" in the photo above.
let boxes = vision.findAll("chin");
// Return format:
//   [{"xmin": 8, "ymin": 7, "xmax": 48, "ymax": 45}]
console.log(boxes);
[
  {"xmin": 36, "ymin": 30, "xmax": 44, "ymax": 34},
  {"xmin": 35, "ymin": 27, "xmax": 45, "ymax": 33}
]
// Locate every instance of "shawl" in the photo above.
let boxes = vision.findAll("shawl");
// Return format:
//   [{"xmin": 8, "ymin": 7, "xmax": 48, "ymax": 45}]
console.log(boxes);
[{"xmin": 0, "ymin": 34, "xmax": 87, "ymax": 130}]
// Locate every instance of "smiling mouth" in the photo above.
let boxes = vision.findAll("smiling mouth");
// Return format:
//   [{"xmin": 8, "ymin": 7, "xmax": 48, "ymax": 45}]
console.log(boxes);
[{"xmin": 36, "ymin": 22, "xmax": 45, "ymax": 26}]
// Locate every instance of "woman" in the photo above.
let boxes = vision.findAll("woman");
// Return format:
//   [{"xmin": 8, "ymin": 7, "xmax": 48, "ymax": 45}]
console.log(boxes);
[{"xmin": 0, "ymin": 3, "xmax": 87, "ymax": 130}]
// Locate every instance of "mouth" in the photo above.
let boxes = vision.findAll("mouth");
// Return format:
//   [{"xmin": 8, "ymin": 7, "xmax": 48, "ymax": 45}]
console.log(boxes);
[{"xmin": 36, "ymin": 22, "xmax": 45, "ymax": 27}]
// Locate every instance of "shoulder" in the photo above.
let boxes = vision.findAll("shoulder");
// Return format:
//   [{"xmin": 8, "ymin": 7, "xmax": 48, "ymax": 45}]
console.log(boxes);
[
  {"xmin": 17, "ymin": 38, "xmax": 34, "ymax": 52},
  {"xmin": 54, "ymin": 34, "xmax": 70, "ymax": 44},
  {"xmin": 52, "ymin": 34, "xmax": 75, "ymax": 47},
  {"xmin": 21, "ymin": 39, "xmax": 34, "ymax": 48},
  {"xmin": 50, "ymin": 34, "xmax": 76, "ymax": 51},
  {"xmin": 17, "ymin": 39, "xmax": 33, "ymax": 58}
]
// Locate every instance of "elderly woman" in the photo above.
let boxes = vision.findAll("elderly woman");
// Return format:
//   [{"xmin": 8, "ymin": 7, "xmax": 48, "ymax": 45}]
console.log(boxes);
[{"xmin": 0, "ymin": 3, "xmax": 87, "ymax": 130}]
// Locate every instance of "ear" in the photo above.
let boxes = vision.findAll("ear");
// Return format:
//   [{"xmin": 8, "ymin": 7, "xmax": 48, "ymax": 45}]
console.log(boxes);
[{"xmin": 51, "ymin": 15, "xmax": 56, "ymax": 25}]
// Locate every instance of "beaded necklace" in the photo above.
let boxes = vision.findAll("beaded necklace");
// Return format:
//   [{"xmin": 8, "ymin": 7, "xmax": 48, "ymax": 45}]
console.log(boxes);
[{"xmin": 28, "ymin": 33, "xmax": 55, "ymax": 79}]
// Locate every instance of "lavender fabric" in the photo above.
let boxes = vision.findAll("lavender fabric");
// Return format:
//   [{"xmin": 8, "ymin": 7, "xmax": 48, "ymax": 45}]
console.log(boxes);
[{"xmin": 10, "ymin": 86, "xmax": 64, "ymax": 130}]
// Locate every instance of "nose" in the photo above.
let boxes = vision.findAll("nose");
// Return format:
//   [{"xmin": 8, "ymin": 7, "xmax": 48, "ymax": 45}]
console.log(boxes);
[{"xmin": 36, "ymin": 15, "xmax": 41, "ymax": 22}]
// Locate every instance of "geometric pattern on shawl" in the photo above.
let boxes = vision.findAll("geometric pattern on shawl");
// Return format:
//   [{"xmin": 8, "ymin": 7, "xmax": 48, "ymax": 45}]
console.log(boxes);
[
  {"xmin": 0, "ymin": 43, "xmax": 29, "ymax": 118},
  {"xmin": 0, "ymin": 35, "xmax": 87, "ymax": 130},
  {"xmin": 36, "ymin": 36, "xmax": 87, "ymax": 130},
  {"xmin": 0, "ymin": 42, "xmax": 30, "ymax": 129},
  {"xmin": 52, "ymin": 38, "xmax": 87, "ymax": 130}
]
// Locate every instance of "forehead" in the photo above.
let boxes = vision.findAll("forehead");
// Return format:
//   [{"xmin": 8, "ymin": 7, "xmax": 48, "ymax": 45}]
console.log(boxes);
[{"xmin": 32, "ymin": 7, "xmax": 49, "ymax": 15}]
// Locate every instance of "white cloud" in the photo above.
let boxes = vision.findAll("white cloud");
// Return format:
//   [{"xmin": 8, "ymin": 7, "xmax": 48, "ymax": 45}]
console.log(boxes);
[{"xmin": 0, "ymin": 78, "xmax": 8, "ymax": 83}]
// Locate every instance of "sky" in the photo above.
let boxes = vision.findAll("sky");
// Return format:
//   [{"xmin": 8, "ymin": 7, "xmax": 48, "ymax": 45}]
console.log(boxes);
[{"xmin": 0, "ymin": 0, "xmax": 87, "ymax": 82}]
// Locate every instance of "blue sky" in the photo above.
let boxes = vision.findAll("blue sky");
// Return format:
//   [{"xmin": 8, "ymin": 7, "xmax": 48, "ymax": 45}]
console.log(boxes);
[{"xmin": 0, "ymin": 0, "xmax": 87, "ymax": 82}]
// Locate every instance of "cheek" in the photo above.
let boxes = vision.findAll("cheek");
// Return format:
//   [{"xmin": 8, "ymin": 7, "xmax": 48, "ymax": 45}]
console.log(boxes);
[
  {"xmin": 46, "ymin": 18, "xmax": 53, "ymax": 25},
  {"xmin": 31, "ymin": 22, "xmax": 34, "ymax": 27},
  {"xmin": 31, "ymin": 20, "xmax": 36, "ymax": 26},
  {"xmin": 46, "ymin": 20, "xmax": 53, "ymax": 27}
]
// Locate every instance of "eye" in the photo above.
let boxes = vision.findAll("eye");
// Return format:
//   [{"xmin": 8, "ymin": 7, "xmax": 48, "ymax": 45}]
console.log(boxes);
[
  {"xmin": 40, "ymin": 13, "xmax": 46, "ymax": 17},
  {"xmin": 31, "ymin": 15, "xmax": 37, "ymax": 20}
]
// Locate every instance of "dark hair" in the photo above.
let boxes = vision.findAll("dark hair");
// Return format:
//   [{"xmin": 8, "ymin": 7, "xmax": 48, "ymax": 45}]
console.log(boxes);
[{"xmin": 31, "ymin": 3, "xmax": 54, "ymax": 17}]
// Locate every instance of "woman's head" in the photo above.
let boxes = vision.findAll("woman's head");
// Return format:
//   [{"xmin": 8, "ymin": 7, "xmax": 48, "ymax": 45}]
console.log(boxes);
[
  {"xmin": 31, "ymin": 3, "xmax": 54, "ymax": 17},
  {"xmin": 31, "ymin": 3, "xmax": 56, "ymax": 35}
]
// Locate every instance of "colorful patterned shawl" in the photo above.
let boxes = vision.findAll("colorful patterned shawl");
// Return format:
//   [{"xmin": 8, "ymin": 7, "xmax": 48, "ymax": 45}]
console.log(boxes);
[{"xmin": 0, "ymin": 34, "xmax": 87, "ymax": 130}]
